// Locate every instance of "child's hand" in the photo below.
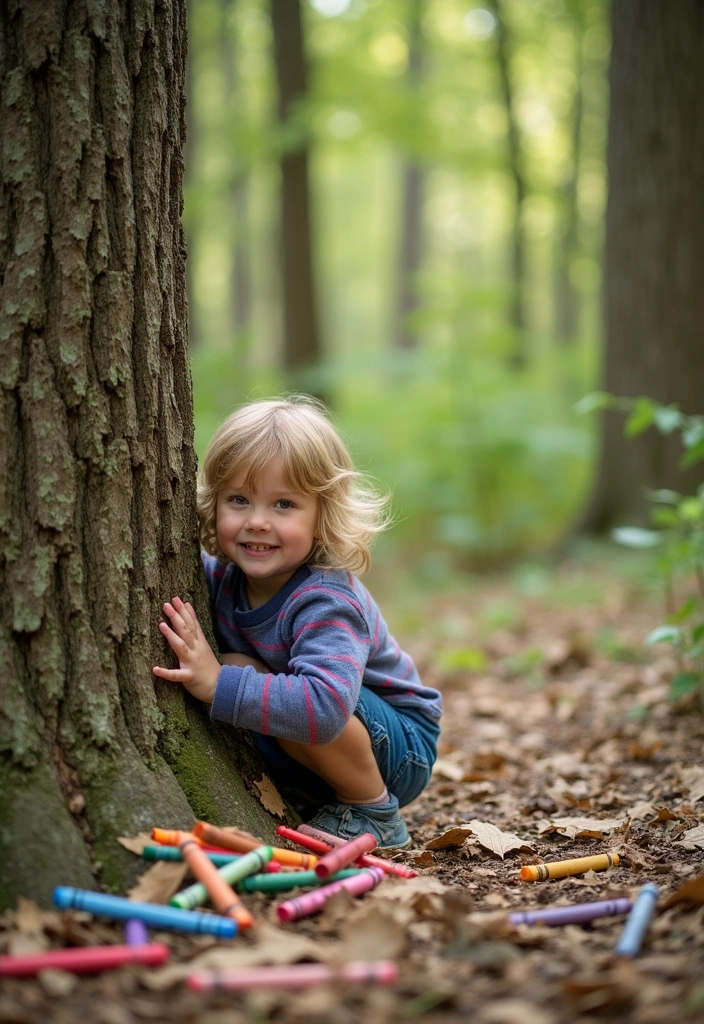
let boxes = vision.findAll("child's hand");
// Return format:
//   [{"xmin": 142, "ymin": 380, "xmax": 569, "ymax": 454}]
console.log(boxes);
[{"xmin": 153, "ymin": 597, "xmax": 220, "ymax": 704}]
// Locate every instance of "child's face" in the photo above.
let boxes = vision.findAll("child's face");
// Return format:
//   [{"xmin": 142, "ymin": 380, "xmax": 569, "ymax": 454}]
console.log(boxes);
[{"xmin": 216, "ymin": 456, "xmax": 319, "ymax": 605}]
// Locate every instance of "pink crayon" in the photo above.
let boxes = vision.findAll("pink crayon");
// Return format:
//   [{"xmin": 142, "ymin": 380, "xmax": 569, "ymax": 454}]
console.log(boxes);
[
  {"xmin": 0, "ymin": 943, "xmax": 169, "ymax": 978},
  {"xmin": 315, "ymin": 833, "xmax": 377, "ymax": 878},
  {"xmin": 188, "ymin": 959, "xmax": 398, "ymax": 991},
  {"xmin": 277, "ymin": 867, "xmax": 385, "ymax": 922},
  {"xmin": 296, "ymin": 824, "xmax": 417, "ymax": 879}
]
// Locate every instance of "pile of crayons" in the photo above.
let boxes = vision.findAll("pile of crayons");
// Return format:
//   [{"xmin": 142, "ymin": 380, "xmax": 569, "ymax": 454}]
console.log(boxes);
[{"xmin": 0, "ymin": 827, "xmax": 661, "ymax": 986}]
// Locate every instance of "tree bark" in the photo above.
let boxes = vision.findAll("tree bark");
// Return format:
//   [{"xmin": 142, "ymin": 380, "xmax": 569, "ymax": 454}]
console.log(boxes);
[
  {"xmin": 270, "ymin": 0, "xmax": 321, "ymax": 383},
  {"xmin": 579, "ymin": 0, "xmax": 704, "ymax": 532},
  {"xmin": 0, "ymin": 0, "xmax": 281, "ymax": 911}
]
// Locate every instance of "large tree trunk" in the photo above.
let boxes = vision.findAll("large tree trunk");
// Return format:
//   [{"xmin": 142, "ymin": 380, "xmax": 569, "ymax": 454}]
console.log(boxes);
[
  {"xmin": 579, "ymin": 0, "xmax": 704, "ymax": 532},
  {"xmin": 0, "ymin": 0, "xmax": 280, "ymax": 911},
  {"xmin": 270, "ymin": 0, "xmax": 321, "ymax": 383}
]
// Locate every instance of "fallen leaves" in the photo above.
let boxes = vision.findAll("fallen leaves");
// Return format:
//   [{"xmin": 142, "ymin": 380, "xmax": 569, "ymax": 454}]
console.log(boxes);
[{"xmin": 537, "ymin": 816, "xmax": 627, "ymax": 840}]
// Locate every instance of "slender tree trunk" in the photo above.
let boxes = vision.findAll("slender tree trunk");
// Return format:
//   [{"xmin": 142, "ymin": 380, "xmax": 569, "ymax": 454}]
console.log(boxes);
[
  {"xmin": 487, "ymin": 0, "xmax": 528, "ymax": 370},
  {"xmin": 0, "ymin": 0, "xmax": 280, "ymax": 910},
  {"xmin": 220, "ymin": 0, "xmax": 253, "ymax": 349},
  {"xmin": 270, "ymin": 0, "xmax": 321, "ymax": 382},
  {"xmin": 394, "ymin": 0, "xmax": 425, "ymax": 351},
  {"xmin": 578, "ymin": 0, "xmax": 704, "ymax": 533}
]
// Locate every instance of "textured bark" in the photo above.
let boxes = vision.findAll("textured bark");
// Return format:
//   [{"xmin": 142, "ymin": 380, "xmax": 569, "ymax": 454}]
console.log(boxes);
[
  {"xmin": 270, "ymin": 0, "xmax": 321, "ymax": 381},
  {"xmin": 579, "ymin": 0, "xmax": 704, "ymax": 532},
  {"xmin": 0, "ymin": 0, "xmax": 281, "ymax": 910}
]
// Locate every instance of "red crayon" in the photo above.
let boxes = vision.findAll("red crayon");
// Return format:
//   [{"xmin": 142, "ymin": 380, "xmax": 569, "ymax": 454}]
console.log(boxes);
[
  {"xmin": 295, "ymin": 824, "xmax": 417, "ymax": 879},
  {"xmin": 315, "ymin": 833, "xmax": 377, "ymax": 878},
  {"xmin": 0, "ymin": 943, "xmax": 169, "ymax": 978},
  {"xmin": 188, "ymin": 959, "xmax": 398, "ymax": 991},
  {"xmin": 276, "ymin": 825, "xmax": 331, "ymax": 856}
]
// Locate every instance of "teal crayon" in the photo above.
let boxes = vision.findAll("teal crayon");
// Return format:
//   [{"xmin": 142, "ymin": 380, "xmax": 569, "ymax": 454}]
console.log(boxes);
[
  {"xmin": 143, "ymin": 845, "xmax": 281, "ymax": 872},
  {"xmin": 614, "ymin": 883, "xmax": 659, "ymax": 957},
  {"xmin": 237, "ymin": 868, "xmax": 364, "ymax": 893}
]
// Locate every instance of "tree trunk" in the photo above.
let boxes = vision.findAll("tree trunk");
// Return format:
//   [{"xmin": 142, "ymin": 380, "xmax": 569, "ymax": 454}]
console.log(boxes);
[
  {"xmin": 270, "ymin": 0, "xmax": 321, "ymax": 383},
  {"xmin": 579, "ymin": 0, "xmax": 704, "ymax": 533},
  {"xmin": 393, "ymin": 0, "xmax": 425, "ymax": 351},
  {"xmin": 0, "ymin": 0, "xmax": 281, "ymax": 911},
  {"xmin": 487, "ymin": 0, "xmax": 528, "ymax": 371}
]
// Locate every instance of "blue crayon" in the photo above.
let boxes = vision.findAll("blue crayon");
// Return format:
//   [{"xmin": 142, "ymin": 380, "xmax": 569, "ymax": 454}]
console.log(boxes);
[
  {"xmin": 53, "ymin": 887, "xmax": 237, "ymax": 938},
  {"xmin": 509, "ymin": 898, "xmax": 632, "ymax": 927},
  {"xmin": 614, "ymin": 883, "xmax": 659, "ymax": 957}
]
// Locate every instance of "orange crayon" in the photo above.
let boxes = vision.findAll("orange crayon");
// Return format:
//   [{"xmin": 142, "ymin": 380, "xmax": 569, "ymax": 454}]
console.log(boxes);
[
  {"xmin": 193, "ymin": 821, "xmax": 318, "ymax": 869},
  {"xmin": 178, "ymin": 833, "xmax": 254, "ymax": 930},
  {"xmin": 520, "ymin": 852, "xmax": 620, "ymax": 882}
]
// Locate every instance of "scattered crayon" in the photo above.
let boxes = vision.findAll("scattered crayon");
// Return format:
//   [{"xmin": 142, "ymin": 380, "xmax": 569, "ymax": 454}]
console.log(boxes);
[
  {"xmin": 237, "ymin": 868, "xmax": 363, "ymax": 894},
  {"xmin": 178, "ymin": 833, "xmax": 254, "ymax": 930},
  {"xmin": 187, "ymin": 959, "xmax": 398, "ymax": 991},
  {"xmin": 315, "ymin": 833, "xmax": 378, "ymax": 878},
  {"xmin": 53, "ymin": 887, "xmax": 237, "ymax": 938},
  {"xmin": 276, "ymin": 825, "xmax": 331, "ymax": 856},
  {"xmin": 277, "ymin": 867, "xmax": 385, "ymax": 923},
  {"xmin": 192, "ymin": 821, "xmax": 319, "ymax": 869},
  {"xmin": 0, "ymin": 943, "xmax": 170, "ymax": 978},
  {"xmin": 171, "ymin": 845, "xmax": 273, "ymax": 912},
  {"xmin": 296, "ymin": 824, "xmax": 417, "ymax": 878},
  {"xmin": 509, "ymin": 898, "xmax": 633, "ymax": 927},
  {"xmin": 520, "ymin": 852, "xmax": 620, "ymax": 882},
  {"xmin": 152, "ymin": 828, "xmax": 208, "ymax": 847},
  {"xmin": 143, "ymin": 844, "xmax": 281, "ymax": 871},
  {"xmin": 124, "ymin": 918, "xmax": 149, "ymax": 945},
  {"xmin": 614, "ymin": 883, "xmax": 659, "ymax": 958}
]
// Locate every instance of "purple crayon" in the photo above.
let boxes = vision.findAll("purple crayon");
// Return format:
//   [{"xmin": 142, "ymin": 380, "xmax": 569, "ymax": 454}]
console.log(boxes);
[
  {"xmin": 277, "ymin": 867, "xmax": 385, "ymax": 923},
  {"xmin": 509, "ymin": 898, "xmax": 633, "ymax": 927}
]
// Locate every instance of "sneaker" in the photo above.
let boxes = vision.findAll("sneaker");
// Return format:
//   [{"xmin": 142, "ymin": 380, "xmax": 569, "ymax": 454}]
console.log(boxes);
[{"xmin": 305, "ymin": 793, "xmax": 411, "ymax": 850}]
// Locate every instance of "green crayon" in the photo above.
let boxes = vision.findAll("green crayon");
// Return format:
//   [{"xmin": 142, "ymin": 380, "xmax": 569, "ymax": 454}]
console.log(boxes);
[{"xmin": 237, "ymin": 868, "xmax": 363, "ymax": 893}]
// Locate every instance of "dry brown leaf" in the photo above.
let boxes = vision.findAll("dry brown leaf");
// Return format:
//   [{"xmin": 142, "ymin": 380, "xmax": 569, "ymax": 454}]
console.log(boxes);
[
  {"xmin": 680, "ymin": 766, "xmax": 704, "ymax": 804},
  {"xmin": 537, "ymin": 816, "xmax": 626, "ymax": 840},
  {"xmin": 425, "ymin": 825, "xmax": 475, "ymax": 850},
  {"xmin": 675, "ymin": 823, "xmax": 704, "ymax": 850},
  {"xmin": 117, "ymin": 832, "xmax": 154, "ymax": 856},
  {"xmin": 15, "ymin": 897, "xmax": 44, "ymax": 936},
  {"xmin": 649, "ymin": 806, "xmax": 680, "ymax": 823},
  {"xmin": 661, "ymin": 874, "xmax": 704, "ymax": 909},
  {"xmin": 626, "ymin": 801, "xmax": 656, "ymax": 821},
  {"xmin": 464, "ymin": 820, "xmax": 534, "ymax": 859},
  {"xmin": 336, "ymin": 903, "xmax": 407, "ymax": 960},
  {"xmin": 253, "ymin": 775, "xmax": 286, "ymax": 817},
  {"xmin": 126, "ymin": 861, "xmax": 189, "ymax": 903},
  {"xmin": 432, "ymin": 758, "xmax": 466, "ymax": 782}
]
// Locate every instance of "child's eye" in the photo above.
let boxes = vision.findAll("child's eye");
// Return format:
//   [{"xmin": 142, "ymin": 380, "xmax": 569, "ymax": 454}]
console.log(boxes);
[
  {"xmin": 275, "ymin": 499, "xmax": 294, "ymax": 510},
  {"xmin": 230, "ymin": 494, "xmax": 248, "ymax": 506}
]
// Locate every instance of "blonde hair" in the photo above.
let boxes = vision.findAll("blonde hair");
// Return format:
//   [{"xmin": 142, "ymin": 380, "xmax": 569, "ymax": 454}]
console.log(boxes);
[{"xmin": 198, "ymin": 396, "xmax": 391, "ymax": 574}]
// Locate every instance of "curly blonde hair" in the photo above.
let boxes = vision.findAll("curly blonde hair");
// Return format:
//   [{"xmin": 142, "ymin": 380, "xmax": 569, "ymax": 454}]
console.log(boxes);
[{"xmin": 197, "ymin": 396, "xmax": 392, "ymax": 574}]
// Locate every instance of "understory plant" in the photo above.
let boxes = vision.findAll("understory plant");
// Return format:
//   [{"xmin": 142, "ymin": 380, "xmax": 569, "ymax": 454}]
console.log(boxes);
[{"xmin": 578, "ymin": 392, "xmax": 704, "ymax": 707}]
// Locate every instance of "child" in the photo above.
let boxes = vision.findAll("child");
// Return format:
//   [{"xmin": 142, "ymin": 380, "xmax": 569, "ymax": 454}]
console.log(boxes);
[{"xmin": 153, "ymin": 396, "xmax": 442, "ymax": 848}]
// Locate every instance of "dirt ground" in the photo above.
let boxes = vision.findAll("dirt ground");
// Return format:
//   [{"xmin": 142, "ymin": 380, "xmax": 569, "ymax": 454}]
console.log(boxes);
[{"xmin": 2, "ymin": 550, "xmax": 704, "ymax": 1023}]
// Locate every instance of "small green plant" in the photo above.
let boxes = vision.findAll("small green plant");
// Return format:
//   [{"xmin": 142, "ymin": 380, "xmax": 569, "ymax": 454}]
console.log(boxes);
[{"xmin": 578, "ymin": 392, "xmax": 704, "ymax": 706}]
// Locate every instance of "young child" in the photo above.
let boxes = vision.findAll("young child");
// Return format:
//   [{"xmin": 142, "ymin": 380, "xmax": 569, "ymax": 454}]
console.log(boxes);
[{"xmin": 153, "ymin": 396, "xmax": 442, "ymax": 848}]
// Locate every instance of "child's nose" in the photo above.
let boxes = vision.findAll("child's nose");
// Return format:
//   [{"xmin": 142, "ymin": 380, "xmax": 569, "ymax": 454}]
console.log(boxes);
[{"xmin": 246, "ymin": 507, "xmax": 269, "ymax": 529}]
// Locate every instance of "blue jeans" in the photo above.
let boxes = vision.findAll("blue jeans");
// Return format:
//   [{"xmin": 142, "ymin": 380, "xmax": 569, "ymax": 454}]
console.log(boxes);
[{"xmin": 251, "ymin": 687, "xmax": 440, "ymax": 811}]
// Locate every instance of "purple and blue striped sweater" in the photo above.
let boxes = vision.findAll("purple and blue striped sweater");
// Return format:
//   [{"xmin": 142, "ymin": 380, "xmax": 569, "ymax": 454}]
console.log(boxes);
[{"xmin": 203, "ymin": 553, "xmax": 442, "ymax": 745}]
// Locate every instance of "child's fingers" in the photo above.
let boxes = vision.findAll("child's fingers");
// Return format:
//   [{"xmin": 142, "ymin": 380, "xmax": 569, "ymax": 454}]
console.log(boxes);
[
  {"xmin": 162, "ymin": 603, "xmax": 195, "ymax": 645},
  {"xmin": 152, "ymin": 665, "xmax": 194, "ymax": 682},
  {"xmin": 159, "ymin": 620, "xmax": 195, "ymax": 658}
]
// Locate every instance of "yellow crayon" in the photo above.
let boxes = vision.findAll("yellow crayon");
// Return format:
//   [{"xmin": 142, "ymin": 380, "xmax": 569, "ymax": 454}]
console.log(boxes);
[{"xmin": 520, "ymin": 852, "xmax": 620, "ymax": 882}]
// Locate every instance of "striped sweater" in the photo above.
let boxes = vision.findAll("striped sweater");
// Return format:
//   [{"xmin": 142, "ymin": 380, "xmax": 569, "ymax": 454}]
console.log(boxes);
[{"xmin": 203, "ymin": 553, "xmax": 442, "ymax": 745}]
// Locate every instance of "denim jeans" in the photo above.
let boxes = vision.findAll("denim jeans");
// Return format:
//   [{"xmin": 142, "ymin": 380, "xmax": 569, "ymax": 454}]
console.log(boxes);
[{"xmin": 251, "ymin": 687, "xmax": 440, "ymax": 811}]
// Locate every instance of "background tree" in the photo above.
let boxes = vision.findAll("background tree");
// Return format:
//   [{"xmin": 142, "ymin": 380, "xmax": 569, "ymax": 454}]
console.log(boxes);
[
  {"xmin": 270, "ymin": 0, "xmax": 321, "ymax": 384},
  {"xmin": 579, "ymin": 0, "xmax": 704, "ymax": 532},
  {"xmin": 0, "ymin": 0, "xmax": 277, "ymax": 910}
]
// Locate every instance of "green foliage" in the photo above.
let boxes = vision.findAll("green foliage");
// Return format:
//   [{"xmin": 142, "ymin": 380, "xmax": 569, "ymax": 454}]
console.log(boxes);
[{"xmin": 583, "ymin": 393, "xmax": 704, "ymax": 706}]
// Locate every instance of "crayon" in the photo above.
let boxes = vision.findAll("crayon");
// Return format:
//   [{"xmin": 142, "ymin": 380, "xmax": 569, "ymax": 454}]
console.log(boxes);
[
  {"xmin": 277, "ymin": 867, "xmax": 385, "ymax": 923},
  {"xmin": 0, "ymin": 943, "xmax": 169, "ymax": 978},
  {"xmin": 124, "ymin": 918, "xmax": 149, "ymax": 945},
  {"xmin": 187, "ymin": 959, "xmax": 398, "ymax": 991},
  {"xmin": 53, "ymin": 887, "xmax": 237, "ymax": 938},
  {"xmin": 142, "ymin": 845, "xmax": 281, "ymax": 872},
  {"xmin": 509, "ymin": 898, "xmax": 633, "ymax": 927},
  {"xmin": 178, "ymin": 834, "xmax": 254, "ymax": 930},
  {"xmin": 170, "ymin": 846, "xmax": 273, "ymax": 911},
  {"xmin": 192, "ymin": 821, "xmax": 319, "ymax": 869},
  {"xmin": 520, "ymin": 852, "xmax": 620, "ymax": 882},
  {"xmin": 237, "ymin": 868, "xmax": 364, "ymax": 894},
  {"xmin": 276, "ymin": 825, "xmax": 331, "ymax": 855},
  {"xmin": 614, "ymin": 883, "xmax": 659, "ymax": 958},
  {"xmin": 295, "ymin": 824, "xmax": 417, "ymax": 879},
  {"xmin": 315, "ymin": 833, "xmax": 377, "ymax": 878}
]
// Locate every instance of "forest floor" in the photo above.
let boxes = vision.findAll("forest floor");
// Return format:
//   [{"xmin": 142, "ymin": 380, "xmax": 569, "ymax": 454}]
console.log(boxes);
[{"xmin": 2, "ymin": 544, "xmax": 704, "ymax": 1024}]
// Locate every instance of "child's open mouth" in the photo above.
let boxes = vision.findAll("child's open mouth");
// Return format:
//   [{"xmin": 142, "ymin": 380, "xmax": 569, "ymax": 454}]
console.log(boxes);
[{"xmin": 241, "ymin": 543, "xmax": 278, "ymax": 552}]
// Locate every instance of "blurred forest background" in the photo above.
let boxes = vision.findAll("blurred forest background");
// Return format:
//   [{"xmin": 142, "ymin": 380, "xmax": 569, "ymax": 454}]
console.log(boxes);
[{"xmin": 182, "ymin": 0, "xmax": 700, "ymax": 581}]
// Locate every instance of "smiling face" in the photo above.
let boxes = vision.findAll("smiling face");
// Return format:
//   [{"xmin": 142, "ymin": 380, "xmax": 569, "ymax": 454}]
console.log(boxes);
[{"xmin": 216, "ymin": 456, "xmax": 319, "ymax": 608}]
